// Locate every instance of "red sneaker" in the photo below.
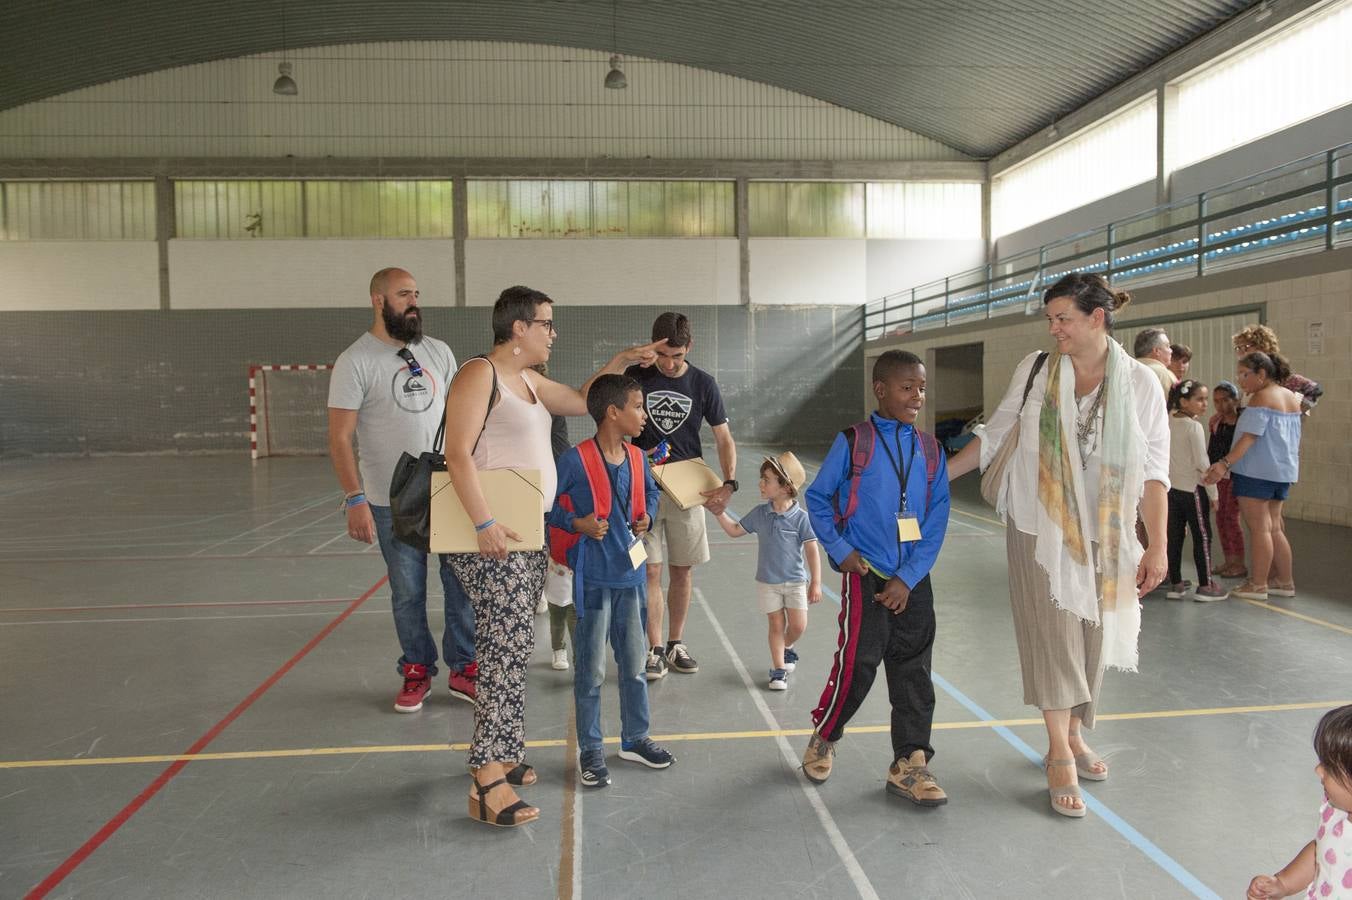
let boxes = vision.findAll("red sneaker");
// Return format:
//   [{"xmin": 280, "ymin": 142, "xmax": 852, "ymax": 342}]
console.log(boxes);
[
  {"xmin": 448, "ymin": 662, "xmax": 478, "ymax": 703},
  {"xmin": 395, "ymin": 663, "xmax": 431, "ymax": 713}
]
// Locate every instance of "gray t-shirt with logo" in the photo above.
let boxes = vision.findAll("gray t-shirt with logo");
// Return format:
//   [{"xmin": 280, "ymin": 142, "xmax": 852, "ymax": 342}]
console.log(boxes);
[{"xmin": 327, "ymin": 332, "xmax": 457, "ymax": 506}]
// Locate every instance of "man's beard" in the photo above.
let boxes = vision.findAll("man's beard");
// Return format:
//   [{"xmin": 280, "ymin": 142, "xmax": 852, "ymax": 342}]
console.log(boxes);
[{"xmin": 383, "ymin": 304, "xmax": 422, "ymax": 343}]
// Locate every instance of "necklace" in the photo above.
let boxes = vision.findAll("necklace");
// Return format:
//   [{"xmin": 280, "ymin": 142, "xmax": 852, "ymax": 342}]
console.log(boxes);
[{"xmin": 1075, "ymin": 380, "xmax": 1107, "ymax": 470}]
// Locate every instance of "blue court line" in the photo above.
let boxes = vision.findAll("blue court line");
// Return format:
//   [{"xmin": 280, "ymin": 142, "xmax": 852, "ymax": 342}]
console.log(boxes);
[{"xmin": 816, "ymin": 582, "xmax": 1220, "ymax": 900}]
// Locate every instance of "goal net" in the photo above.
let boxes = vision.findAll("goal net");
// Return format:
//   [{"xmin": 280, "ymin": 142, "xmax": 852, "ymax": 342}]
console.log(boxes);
[{"xmin": 250, "ymin": 365, "xmax": 333, "ymax": 459}]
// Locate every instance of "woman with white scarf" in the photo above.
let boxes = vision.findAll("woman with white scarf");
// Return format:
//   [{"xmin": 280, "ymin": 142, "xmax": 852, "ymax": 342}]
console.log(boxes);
[{"xmin": 948, "ymin": 272, "xmax": 1169, "ymax": 818}]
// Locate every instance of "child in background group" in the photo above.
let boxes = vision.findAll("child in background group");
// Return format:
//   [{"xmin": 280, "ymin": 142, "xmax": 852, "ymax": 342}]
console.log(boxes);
[
  {"xmin": 1208, "ymin": 381, "xmax": 1247, "ymax": 578},
  {"xmin": 1166, "ymin": 380, "xmax": 1227, "ymax": 600},
  {"xmin": 713, "ymin": 453, "xmax": 822, "ymax": 690},
  {"xmin": 547, "ymin": 375, "xmax": 674, "ymax": 788},
  {"xmin": 1247, "ymin": 705, "xmax": 1352, "ymax": 898}
]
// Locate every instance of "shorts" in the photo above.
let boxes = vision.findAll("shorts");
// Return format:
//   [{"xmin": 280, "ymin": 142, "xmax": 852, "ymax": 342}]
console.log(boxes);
[
  {"xmin": 642, "ymin": 493, "xmax": 710, "ymax": 567},
  {"xmin": 1230, "ymin": 471, "xmax": 1290, "ymax": 501},
  {"xmin": 757, "ymin": 581, "xmax": 809, "ymax": 614}
]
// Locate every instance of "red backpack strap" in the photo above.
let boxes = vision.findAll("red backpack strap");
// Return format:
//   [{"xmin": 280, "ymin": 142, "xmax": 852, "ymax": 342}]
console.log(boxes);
[
  {"xmin": 549, "ymin": 494, "xmax": 578, "ymax": 565},
  {"xmin": 917, "ymin": 430, "xmax": 941, "ymax": 513},
  {"xmin": 832, "ymin": 419, "xmax": 876, "ymax": 527},
  {"xmin": 624, "ymin": 443, "xmax": 645, "ymax": 524},
  {"xmin": 576, "ymin": 440, "xmax": 613, "ymax": 518}
]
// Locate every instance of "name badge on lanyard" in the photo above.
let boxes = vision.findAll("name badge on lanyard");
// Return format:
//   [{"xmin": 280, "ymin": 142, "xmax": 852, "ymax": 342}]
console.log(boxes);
[
  {"xmin": 627, "ymin": 536, "xmax": 648, "ymax": 569},
  {"xmin": 881, "ymin": 430, "xmax": 922, "ymax": 544}
]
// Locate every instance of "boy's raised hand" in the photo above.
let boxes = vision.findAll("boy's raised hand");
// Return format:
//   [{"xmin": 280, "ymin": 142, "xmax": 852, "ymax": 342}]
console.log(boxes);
[
  {"xmin": 573, "ymin": 513, "xmax": 609, "ymax": 541},
  {"xmin": 632, "ymin": 514, "xmax": 651, "ymax": 537}
]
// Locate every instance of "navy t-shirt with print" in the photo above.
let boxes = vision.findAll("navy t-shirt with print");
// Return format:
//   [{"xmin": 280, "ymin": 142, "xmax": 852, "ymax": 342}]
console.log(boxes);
[{"xmin": 624, "ymin": 363, "xmax": 727, "ymax": 462}]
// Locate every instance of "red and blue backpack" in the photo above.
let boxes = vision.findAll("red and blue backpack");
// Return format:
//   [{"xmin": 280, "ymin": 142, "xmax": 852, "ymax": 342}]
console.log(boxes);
[
  {"xmin": 549, "ymin": 440, "xmax": 647, "ymax": 568},
  {"xmin": 831, "ymin": 419, "xmax": 942, "ymax": 530}
]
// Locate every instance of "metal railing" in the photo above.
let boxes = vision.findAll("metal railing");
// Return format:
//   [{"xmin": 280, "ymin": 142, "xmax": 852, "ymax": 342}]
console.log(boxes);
[{"xmin": 864, "ymin": 141, "xmax": 1352, "ymax": 343}]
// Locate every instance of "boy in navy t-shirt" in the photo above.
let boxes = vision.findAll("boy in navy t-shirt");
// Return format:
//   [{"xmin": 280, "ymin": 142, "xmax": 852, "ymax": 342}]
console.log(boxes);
[
  {"xmin": 801, "ymin": 351, "xmax": 952, "ymax": 808},
  {"xmin": 547, "ymin": 375, "xmax": 676, "ymax": 788},
  {"xmin": 625, "ymin": 312, "xmax": 738, "ymax": 681}
]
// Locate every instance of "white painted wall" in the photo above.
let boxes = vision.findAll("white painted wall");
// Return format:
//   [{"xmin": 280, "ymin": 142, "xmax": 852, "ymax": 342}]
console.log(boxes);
[
  {"xmin": 168, "ymin": 240, "xmax": 456, "ymax": 309},
  {"xmin": 865, "ymin": 238, "xmax": 986, "ymax": 299},
  {"xmin": 749, "ymin": 239, "xmax": 866, "ymax": 305},
  {"xmin": 465, "ymin": 239, "xmax": 739, "ymax": 306},
  {"xmin": 0, "ymin": 41, "xmax": 967, "ymax": 162},
  {"xmin": 994, "ymin": 182, "xmax": 1157, "ymax": 259},
  {"xmin": 0, "ymin": 242, "xmax": 159, "ymax": 310}
]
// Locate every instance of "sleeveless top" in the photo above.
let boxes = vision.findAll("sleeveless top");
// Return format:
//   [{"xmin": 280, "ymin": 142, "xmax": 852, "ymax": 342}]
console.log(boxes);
[{"xmin": 466, "ymin": 358, "xmax": 557, "ymax": 512}]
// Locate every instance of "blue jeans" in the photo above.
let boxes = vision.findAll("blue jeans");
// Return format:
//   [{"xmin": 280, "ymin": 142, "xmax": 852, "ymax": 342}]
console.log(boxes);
[
  {"xmin": 370, "ymin": 504, "xmax": 475, "ymax": 674},
  {"xmin": 573, "ymin": 584, "xmax": 650, "ymax": 754}
]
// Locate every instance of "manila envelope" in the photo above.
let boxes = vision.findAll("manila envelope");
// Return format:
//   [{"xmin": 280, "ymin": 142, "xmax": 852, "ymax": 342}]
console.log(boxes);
[
  {"xmin": 650, "ymin": 458, "xmax": 723, "ymax": 511},
  {"xmin": 429, "ymin": 469, "xmax": 544, "ymax": 553}
]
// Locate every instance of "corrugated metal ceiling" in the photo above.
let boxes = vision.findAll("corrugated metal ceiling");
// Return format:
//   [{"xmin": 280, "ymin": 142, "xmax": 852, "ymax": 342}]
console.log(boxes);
[{"xmin": 0, "ymin": 0, "xmax": 1257, "ymax": 158}]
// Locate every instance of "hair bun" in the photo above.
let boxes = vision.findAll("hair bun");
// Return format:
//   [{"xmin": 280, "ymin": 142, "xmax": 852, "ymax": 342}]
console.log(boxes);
[{"xmin": 1111, "ymin": 290, "xmax": 1132, "ymax": 311}]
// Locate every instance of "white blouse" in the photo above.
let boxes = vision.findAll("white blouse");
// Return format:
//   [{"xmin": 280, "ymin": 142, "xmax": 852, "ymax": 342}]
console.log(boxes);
[{"xmin": 978, "ymin": 349, "xmax": 1171, "ymax": 541}]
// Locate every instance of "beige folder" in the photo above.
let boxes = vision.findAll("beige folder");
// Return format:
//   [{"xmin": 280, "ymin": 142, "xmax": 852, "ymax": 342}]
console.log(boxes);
[
  {"xmin": 650, "ymin": 459, "xmax": 723, "ymax": 510},
  {"xmin": 429, "ymin": 469, "xmax": 545, "ymax": 553}
]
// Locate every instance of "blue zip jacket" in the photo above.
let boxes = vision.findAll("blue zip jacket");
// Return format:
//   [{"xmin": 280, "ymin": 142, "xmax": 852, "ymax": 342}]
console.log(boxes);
[
  {"xmin": 547, "ymin": 442, "xmax": 660, "ymax": 590},
  {"xmin": 805, "ymin": 413, "xmax": 950, "ymax": 590}
]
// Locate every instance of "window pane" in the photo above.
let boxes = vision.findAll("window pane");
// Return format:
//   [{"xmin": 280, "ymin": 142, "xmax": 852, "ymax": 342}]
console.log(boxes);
[{"xmin": 2, "ymin": 181, "xmax": 154, "ymax": 240}]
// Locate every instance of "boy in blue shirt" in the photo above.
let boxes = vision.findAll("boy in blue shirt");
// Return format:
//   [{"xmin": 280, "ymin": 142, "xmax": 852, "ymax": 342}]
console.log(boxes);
[
  {"xmin": 714, "ymin": 452, "xmax": 821, "ymax": 691},
  {"xmin": 801, "ymin": 350, "xmax": 952, "ymax": 807},
  {"xmin": 548, "ymin": 375, "xmax": 676, "ymax": 788}
]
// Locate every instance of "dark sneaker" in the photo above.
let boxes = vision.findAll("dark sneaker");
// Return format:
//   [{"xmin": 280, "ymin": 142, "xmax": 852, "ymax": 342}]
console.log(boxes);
[
  {"xmin": 767, "ymin": 668, "xmax": 788, "ymax": 691},
  {"xmin": 448, "ymin": 662, "xmax": 477, "ymax": 703},
  {"xmin": 645, "ymin": 647, "xmax": 668, "ymax": 681},
  {"xmin": 618, "ymin": 737, "xmax": 674, "ymax": 769},
  {"xmin": 886, "ymin": 750, "xmax": 948, "ymax": 807},
  {"xmin": 395, "ymin": 663, "xmax": 431, "ymax": 713},
  {"xmin": 578, "ymin": 748, "xmax": 610, "ymax": 788},
  {"xmin": 667, "ymin": 642, "xmax": 698, "ymax": 674},
  {"xmin": 783, "ymin": 647, "xmax": 799, "ymax": 673}
]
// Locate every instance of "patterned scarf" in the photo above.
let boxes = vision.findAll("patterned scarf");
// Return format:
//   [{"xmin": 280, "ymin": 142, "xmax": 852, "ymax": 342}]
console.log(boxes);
[{"xmin": 1033, "ymin": 339, "xmax": 1144, "ymax": 672}]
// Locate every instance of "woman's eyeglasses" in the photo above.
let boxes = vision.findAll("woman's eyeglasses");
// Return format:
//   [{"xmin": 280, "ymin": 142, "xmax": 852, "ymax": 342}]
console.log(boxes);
[{"xmin": 530, "ymin": 318, "xmax": 556, "ymax": 333}]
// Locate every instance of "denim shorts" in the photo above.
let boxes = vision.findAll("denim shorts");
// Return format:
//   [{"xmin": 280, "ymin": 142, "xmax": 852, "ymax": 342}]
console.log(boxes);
[{"xmin": 1230, "ymin": 471, "xmax": 1290, "ymax": 501}]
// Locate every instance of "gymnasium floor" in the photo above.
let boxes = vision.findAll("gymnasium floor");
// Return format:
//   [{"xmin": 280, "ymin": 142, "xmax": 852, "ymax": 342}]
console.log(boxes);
[{"xmin": 1, "ymin": 448, "xmax": 1348, "ymax": 899}]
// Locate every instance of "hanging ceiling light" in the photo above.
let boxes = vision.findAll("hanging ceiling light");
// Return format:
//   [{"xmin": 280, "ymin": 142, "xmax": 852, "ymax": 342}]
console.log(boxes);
[
  {"xmin": 272, "ymin": 2, "xmax": 297, "ymax": 95},
  {"xmin": 604, "ymin": 0, "xmax": 627, "ymax": 89},
  {"xmin": 605, "ymin": 56, "xmax": 628, "ymax": 90},
  {"xmin": 273, "ymin": 61, "xmax": 298, "ymax": 95}
]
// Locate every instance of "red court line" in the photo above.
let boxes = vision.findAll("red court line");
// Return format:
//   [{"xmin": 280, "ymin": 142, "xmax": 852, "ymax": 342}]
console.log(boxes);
[
  {"xmin": 1, "ymin": 597, "xmax": 356, "ymax": 614},
  {"xmin": 23, "ymin": 575, "xmax": 388, "ymax": 900}
]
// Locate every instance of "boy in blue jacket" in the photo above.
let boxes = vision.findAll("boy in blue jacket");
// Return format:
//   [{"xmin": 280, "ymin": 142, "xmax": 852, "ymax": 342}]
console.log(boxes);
[
  {"xmin": 801, "ymin": 350, "xmax": 952, "ymax": 807},
  {"xmin": 547, "ymin": 374, "xmax": 675, "ymax": 788}
]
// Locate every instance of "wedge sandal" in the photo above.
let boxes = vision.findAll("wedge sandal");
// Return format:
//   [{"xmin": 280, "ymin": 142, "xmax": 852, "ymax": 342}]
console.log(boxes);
[
  {"xmin": 505, "ymin": 762, "xmax": 537, "ymax": 786},
  {"xmin": 1044, "ymin": 758, "xmax": 1086, "ymax": 818},
  {"xmin": 468, "ymin": 776, "xmax": 538, "ymax": 828}
]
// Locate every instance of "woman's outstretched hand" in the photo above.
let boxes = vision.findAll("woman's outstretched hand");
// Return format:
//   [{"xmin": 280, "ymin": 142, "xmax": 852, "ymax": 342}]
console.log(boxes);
[{"xmin": 618, "ymin": 339, "xmax": 669, "ymax": 369}]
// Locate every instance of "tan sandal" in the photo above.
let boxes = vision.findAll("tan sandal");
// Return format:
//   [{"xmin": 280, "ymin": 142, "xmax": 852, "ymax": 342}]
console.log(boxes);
[
  {"xmin": 1045, "ymin": 758, "xmax": 1086, "ymax": 818},
  {"xmin": 1268, "ymin": 582, "xmax": 1296, "ymax": 598},
  {"xmin": 1072, "ymin": 749, "xmax": 1108, "ymax": 781}
]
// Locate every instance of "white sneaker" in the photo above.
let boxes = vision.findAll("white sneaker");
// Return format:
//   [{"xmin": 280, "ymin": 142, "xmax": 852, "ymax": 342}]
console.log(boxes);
[{"xmin": 551, "ymin": 649, "xmax": 569, "ymax": 670}]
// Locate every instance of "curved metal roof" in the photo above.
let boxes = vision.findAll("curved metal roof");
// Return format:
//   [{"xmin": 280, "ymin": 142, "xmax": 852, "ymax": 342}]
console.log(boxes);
[{"xmin": 0, "ymin": 0, "xmax": 1256, "ymax": 158}]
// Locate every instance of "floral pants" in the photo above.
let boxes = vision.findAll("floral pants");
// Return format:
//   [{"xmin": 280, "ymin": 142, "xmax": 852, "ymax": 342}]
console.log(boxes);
[{"xmin": 448, "ymin": 550, "xmax": 547, "ymax": 768}]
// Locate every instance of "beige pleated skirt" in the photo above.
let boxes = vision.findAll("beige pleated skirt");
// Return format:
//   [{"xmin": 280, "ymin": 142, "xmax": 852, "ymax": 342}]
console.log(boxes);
[{"xmin": 1005, "ymin": 525, "xmax": 1105, "ymax": 729}]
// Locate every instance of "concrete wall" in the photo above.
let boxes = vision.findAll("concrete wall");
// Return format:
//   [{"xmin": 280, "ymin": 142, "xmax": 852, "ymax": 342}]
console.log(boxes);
[
  {"xmin": 868, "ymin": 249, "xmax": 1352, "ymax": 526},
  {"xmin": 0, "ymin": 303, "xmax": 864, "ymax": 458}
]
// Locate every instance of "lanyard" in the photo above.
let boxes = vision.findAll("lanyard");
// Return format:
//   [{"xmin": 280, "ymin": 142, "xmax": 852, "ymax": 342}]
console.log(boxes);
[
  {"xmin": 876, "ymin": 426, "xmax": 916, "ymax": 516},
  {"xmin": 595, "ymin": 439, "xmax": 633, "ymax": 524}
]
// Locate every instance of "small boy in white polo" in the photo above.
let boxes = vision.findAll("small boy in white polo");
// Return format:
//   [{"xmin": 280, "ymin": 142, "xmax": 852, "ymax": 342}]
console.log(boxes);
[{"xmin": 714, "ymin": 452, "xmax": 822, "ymax": 690}]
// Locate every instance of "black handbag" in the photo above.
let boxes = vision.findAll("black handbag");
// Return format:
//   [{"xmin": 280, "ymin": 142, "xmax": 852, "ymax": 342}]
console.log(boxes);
[{"xmin": 389, "ymin": 356, "xmax": 498, "ymax": 553}]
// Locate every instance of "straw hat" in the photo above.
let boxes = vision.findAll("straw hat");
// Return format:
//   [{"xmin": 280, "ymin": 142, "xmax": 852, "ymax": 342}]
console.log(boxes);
[{"xmin": 764, "ymin": 451, "xmax": 808, "ymax": 492}]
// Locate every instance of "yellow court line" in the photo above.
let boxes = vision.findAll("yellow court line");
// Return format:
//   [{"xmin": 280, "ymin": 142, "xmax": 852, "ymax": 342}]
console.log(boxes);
[
  {"xmin": 1238, "ymin": 598, "xmax": 1352, "ymax": 637},
  {"xmin": 951, "ymin": 506, "xmax": 1007, "ymax": 529},
  {"xmin": 3, "ymin": 699, "xmax": 1344, "ymax": 771}
]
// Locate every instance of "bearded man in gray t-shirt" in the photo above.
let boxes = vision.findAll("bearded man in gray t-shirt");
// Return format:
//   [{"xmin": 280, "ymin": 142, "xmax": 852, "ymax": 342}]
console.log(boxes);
[{"xmin": 327, "ymin": 267, "xmax": 477, "ymax": 714}]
